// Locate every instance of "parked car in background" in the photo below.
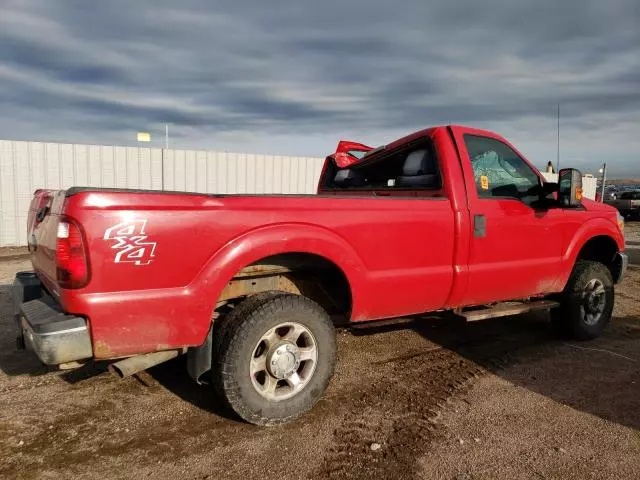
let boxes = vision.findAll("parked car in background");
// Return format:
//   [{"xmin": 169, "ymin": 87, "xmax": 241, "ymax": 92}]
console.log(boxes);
[
  {"xmin": 607, "ymin": 190, "xmax": 640, "ymax": 219},
  {"xmin": 13, "ymin": 125, "xmax": 628, "ymax": 426}
]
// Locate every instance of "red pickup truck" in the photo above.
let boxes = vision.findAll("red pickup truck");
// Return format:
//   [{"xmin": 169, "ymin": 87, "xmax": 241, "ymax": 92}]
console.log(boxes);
[{"xmin": 13, "ymin": 125, "xmax": 628, "ymax": 425}]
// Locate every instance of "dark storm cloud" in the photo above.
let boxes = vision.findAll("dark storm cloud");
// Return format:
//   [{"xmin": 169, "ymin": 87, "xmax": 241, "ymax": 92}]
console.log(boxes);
[
  {"xmin": 0, "ymin": 0, "xmax": 638, "ymax": 175},
  {"xmin": 2, "ymin": 36, "xmax": 131, "ymax": 86}
]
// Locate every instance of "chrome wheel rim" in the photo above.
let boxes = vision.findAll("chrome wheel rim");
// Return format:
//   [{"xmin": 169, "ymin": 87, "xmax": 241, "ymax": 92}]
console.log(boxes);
[
  {"xmin": 250, "ymin": 322, "xmax": 318, "ymax": 401},
  {"xmin": 581, "ymin": 279, "xmax": 606, "ymax": 326}
]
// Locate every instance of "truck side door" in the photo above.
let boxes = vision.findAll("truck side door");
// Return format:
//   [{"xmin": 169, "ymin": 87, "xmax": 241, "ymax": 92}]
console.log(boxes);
[{"xmin": 450, "ymin": 127, "xmax": 565, "ymax": 305}]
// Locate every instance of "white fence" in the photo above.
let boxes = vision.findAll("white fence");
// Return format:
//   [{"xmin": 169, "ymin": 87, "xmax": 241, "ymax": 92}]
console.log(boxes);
[
  {"xmin": 0, "ymin": 140, "xmax": 324, "ymax": 246},
  {"xmin": 0, "ymin": 140, "xmax": 601, "ymax": 247}
]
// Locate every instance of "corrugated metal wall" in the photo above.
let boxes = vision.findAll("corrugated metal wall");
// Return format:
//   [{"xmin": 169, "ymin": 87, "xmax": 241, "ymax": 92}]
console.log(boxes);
[{"xmin": 0, "ymin": 140, "xmax": 324, "ymax": 246}]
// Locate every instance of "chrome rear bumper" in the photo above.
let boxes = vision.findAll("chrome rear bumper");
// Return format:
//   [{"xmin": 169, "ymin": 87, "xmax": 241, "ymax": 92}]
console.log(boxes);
[{"xmin": 13, "ymin": 272, "xmax": 93, "ymax": 365}]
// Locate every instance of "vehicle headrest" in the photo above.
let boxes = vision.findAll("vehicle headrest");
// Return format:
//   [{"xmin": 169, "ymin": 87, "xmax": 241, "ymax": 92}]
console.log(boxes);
[
  {"xmin": 333, "ymin": 168, "xmax": 364, "ymax": 187},
  {"xmin": 403, "ymin": 149, "xmax": 436, "ymax": 176}
]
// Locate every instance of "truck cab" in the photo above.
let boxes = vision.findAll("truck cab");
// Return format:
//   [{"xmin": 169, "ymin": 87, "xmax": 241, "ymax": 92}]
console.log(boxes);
[{"xmin": 320, "ymin": 126, "xmax": 626, "ymax": 306}]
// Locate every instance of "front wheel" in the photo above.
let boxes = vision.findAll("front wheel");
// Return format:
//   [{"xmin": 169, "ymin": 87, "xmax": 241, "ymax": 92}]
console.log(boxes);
[
  {"xmin": 551, "ymin": 260, "xmax": 614, "ymax": 340},
  {"xmin": 213, "ymin": 293, "xmax": 336, "ymax": 426}
]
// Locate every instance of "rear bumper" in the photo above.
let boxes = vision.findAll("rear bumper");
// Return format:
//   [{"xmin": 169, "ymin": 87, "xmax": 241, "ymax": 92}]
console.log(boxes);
[
  {"xmin": 13, "ymin": 272, "xmax": 93, "ymax": 365},
  {"xmin": 612, "ymin": 252, "xmax": 628, "ymax": 284}
]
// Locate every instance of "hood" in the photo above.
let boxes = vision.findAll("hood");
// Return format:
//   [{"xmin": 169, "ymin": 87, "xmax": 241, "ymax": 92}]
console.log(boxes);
[{"xmin": 582, "ymin": 198, "xmax": 618, "ymax": 213}]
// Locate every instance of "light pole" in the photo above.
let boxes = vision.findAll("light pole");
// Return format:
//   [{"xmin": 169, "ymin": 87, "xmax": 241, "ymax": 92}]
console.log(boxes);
[
  {"xmin": 599, "ymin": 163, "xmax": 607, "ymax": 202},
  {"xmin": 556, "ymin": 103, "xmax": 560, "ymax": 172}
]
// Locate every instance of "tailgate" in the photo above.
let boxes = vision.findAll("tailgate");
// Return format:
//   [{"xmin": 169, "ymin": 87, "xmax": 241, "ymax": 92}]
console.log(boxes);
[{"xmin": 27, "ymin": 189, "xmax": 67, "ymax": 291}]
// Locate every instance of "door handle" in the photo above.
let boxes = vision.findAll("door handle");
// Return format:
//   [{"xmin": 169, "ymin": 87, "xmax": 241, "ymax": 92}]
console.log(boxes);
[{"xmin": 474, "ymin": 214, "xmax": 486, "ymax": 238}]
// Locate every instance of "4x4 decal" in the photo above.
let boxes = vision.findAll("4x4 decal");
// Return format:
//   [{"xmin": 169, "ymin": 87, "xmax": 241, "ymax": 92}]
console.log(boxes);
[{"xmin": 103, "ymin": 220, "xmax": 157, "ymax": 265}]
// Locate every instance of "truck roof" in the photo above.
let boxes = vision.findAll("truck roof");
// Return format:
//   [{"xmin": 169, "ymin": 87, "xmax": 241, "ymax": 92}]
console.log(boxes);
[{"xmin": 343, "ymin": 125, "xmax": 504, "ymax": 166}]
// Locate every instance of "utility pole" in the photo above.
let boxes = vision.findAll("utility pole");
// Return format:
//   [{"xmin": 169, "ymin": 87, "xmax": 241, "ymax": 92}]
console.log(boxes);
[
  {"xmin": 600, "ymin": 162, "xmax": 607, "ymax": 202},
  {"xmin": 556, "ymin": 104, "xmax": 560, "ymax": 172},
  {"xmin": 165, "ymin": 124, "xmax": 169, "ymax": 149}
]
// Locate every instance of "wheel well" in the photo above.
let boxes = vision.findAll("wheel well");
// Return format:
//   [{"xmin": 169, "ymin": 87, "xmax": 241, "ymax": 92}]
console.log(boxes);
[
  {"xmin": 576, "ymin": 236, "xmax": 618, "ymax": 276},
  {"xmin": 217, "ymin": 253, "xmax": 352, "ymax": 322}
]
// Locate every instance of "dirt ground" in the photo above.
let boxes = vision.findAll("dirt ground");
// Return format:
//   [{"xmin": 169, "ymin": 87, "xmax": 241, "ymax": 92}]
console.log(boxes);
[
  {"xmin": 1, "ymin": 236, "xmax": 639, "ymax": 479},
  {"xmin": 626, "ymin": 219, "xmax": 640, "ymax": 244},
  {"xmin": 0, "ymin": 246, "xmax": 28, "ymax": 260}
]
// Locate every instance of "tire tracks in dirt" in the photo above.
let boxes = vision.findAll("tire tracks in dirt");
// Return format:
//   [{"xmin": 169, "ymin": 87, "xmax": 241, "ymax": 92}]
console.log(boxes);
[
  {"xmin": 318, "ymin": 319, "xmax": 553, "ymax": 480},
  {"xmin": 320, "ymin": 349, "xmax": 484, "ymax": 480}
]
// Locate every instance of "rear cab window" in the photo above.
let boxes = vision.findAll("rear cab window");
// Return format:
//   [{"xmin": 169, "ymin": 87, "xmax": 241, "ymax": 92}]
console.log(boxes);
[
  {"xmin": 319, "ymin": 137, "xmax": 446, "ymax": 198},
  {"xmin": 463, "ymin": 134, "xmax": 541, "ymax": 205}
]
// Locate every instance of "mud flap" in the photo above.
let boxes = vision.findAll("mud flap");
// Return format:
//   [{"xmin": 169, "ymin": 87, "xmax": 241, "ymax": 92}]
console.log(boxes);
[{"xmin": 187, "ymin": 325, "xmax": 212, "ymax": 384}]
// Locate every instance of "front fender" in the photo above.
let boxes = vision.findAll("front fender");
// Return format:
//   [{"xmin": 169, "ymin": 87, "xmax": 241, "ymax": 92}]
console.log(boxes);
[
  {"xmin": 558, "ymin": 217, "xmax": 624, "ymax": 289},
  {"xmin": 188, "ymin": 223, "xmax": 368, "ymax": 342}
]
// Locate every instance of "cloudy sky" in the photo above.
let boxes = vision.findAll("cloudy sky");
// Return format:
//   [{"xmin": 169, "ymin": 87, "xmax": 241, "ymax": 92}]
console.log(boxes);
[{"xmin": 0, "ymin": 0, "xmax": 638, "ymax": 177}]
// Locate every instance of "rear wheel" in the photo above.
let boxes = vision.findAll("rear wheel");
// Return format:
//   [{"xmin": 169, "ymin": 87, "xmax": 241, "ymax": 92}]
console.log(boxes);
[
  {"xmin": 551, "ymin": 260, "xmax": 614, "ymax": 340},
  {"xmin": 213, "ymin": 293, "xmax": 336, "ymax": 425},
  {"xmin": 211, "ymin": 291, "xmax": 286, "ymax": 397}
]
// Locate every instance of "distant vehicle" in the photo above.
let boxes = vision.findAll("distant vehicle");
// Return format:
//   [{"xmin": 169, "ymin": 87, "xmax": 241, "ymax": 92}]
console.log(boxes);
[
  {"xmin": 607, "ymin": 190, "xmax": 640, "ymax": 219},
  {"xmin": 14, "ymin": 125, "xmax": 628, "ymax": 425}
]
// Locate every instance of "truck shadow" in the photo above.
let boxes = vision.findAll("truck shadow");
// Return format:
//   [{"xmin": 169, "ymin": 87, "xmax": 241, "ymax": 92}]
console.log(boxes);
[
  {"xmin": 353, "ymin": 311, "xmax": 640, "ymax": 431},
  {"xmin": 145, "ymin": 356, "xmax": 242, "ymax": 422},
  {"xmin": 146, "ymin": 309, "xmax": 640, "ymax": 430}
]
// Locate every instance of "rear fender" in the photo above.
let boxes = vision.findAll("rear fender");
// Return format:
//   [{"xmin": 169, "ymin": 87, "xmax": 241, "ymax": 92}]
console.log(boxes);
[{"xmin": 189, "ymin": 223, "xmax": 367, "ymax": 342}]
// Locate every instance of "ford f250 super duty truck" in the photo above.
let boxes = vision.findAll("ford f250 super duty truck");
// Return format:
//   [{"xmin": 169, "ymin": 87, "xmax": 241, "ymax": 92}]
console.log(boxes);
[{"xmin": 13, "ymin": 125, "xmax": 628, "ymax": 425}]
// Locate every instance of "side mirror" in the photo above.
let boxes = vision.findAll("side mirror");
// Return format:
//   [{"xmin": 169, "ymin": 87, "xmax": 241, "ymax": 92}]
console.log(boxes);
[{"xmin": 558, "ymin": 168, "xmax": 583, "ymax": 208}]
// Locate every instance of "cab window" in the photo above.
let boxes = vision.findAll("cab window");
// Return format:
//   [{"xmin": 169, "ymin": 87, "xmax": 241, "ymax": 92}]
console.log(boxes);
[
  {"xmin": 464, "ymin": 134, "xmax": 540, "ymax": 203},
  {"xmin": 321, "ymin": 137, "xmax": 444, "ymax": 197}
]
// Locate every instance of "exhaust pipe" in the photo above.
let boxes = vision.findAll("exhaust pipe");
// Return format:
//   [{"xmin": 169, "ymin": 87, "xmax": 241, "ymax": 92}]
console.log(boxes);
[{"xmin": 109, "ymin": 350, "xmax": 181, "ymax": 378}]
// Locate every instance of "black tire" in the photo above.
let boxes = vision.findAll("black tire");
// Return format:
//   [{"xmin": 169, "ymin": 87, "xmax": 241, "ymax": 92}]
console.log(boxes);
[
  {"xmin": 214, "ymin": 293, "xmax": 336, "ymax": 426},
  {"xmin": 550, "ymin": 260, "xmax": 614, "ymax": 340},
  {"xmin": 210, "ymin": 291, "xmax": 288, "ymax": 398}
]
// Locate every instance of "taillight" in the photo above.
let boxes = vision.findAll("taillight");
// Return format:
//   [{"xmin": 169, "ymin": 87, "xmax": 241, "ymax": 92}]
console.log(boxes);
[{"xmin": 56, "ymin": 219, "xmax": 90, "ymax": 289}]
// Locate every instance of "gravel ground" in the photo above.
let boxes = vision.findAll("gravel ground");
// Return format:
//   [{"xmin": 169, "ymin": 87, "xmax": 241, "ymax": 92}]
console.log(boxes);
[
  {"xmin": 1, "ymin": 259, "xmax": 639, "ymax": 480},
  {"xmin": 626, "ymin": 220, "xmax": 640, "ymax": 244},
  {"xmin": 624, "ymin": 222, "xmax": 640, "ymax": 264}
]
